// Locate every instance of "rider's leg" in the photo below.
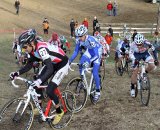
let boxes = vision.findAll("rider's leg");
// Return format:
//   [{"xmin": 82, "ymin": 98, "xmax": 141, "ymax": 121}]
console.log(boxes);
[{"xmin": 47, "ymin": 61, "xmax": 69, "ymax": 125}]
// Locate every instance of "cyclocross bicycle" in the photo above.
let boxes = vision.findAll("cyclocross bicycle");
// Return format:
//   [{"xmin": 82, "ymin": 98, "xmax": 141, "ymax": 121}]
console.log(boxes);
[
  {"xmin": 0, "ymin": 77, "xmax": 76, "ymax": 130},
  {"xmin": 115, "ymin": 53, "xmax": 132, "ymax": 77}
]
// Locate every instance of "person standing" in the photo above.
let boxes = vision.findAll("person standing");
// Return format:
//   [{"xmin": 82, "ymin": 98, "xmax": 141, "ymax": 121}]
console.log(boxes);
[
  {"xmin": 70, "ymin": 18, "xmax": 75, "ymax": 38},
  {"xmin": 113, "ymin": 1, "xmax": 118, "ymax": 16},
  {"xmin": 108, "ymin": 25, "xmax": 113, "ymax": 37},
  {"xmin": 107, "ymin": 1, "xmax": 113, "ymax": 16},
  {"xmin": 15, "ymin": 0, "xmax": 20, "ymax": 15},
  {"xmin": 42, "ymin": 18, "xmax": 49, "ymax": 34},
  {"xmin": 82, "ymin": 18, "xmax": 89, "ymax": 29},
  {"xmin": 93, "ymin": 16, "xmax": 99, "ymax": 35},
  {"xmin": 132, "ymin": 29, "xmax": 137, "ymax": 41}
]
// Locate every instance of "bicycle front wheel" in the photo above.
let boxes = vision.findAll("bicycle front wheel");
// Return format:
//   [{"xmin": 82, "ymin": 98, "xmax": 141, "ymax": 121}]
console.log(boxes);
[
  {"xmin": 0, "ymin": 98, "xmax": 34, "ymax": 130},
  {"xmin": 140, "ymin": 74, "xmax": 150, "ymax": 106},
  {"xmin": 50, "ymin": 90, "xmax": 75, "ymax": 129},
  {"xmin": 115, "ymin": 61, "xmax": 123, "ymax": 76},
  {"xmin": 90, "ymin": 80, "xmax": 97, "ymax": 105},
  {"xmin": 66, "ymin": 77, "xmax": 87, "ymax": 113},
  {"xmin": 100, "ymin": 58, "xmax": 106, "ymax": 86}
]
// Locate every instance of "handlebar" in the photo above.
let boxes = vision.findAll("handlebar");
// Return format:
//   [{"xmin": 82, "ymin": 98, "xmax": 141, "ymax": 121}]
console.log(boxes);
[
  {"xmin": 69, "ymin": 62, "xmax": 92, "ymax": 74},
  {"xmin": 11, "ymin": 77, "xmax": 32, "ymax": 88}
]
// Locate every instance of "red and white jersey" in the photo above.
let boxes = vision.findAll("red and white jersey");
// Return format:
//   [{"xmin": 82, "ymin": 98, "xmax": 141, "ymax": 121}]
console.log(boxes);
[
  {"xmin": 48, "ymin": 38, "xmax": 62, "ymax": 48},
  {"xmin": 32, "ymin": 41, "xmax": 68, "ymax": 64},
  {"xmin": 95, "ymin": 35, "xmax": 110, "ymax": 54}
]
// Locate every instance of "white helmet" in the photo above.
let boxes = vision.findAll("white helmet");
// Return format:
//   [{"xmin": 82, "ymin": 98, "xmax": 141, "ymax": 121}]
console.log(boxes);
[
  {"xmin": 124, "ymin": 35, "xmax": 131, "ymax": 41},
  {"xmin": 75, "ymin": 25, "xmax": 88, "ymax": 37},
  {"xmin": 134, "ymin": 33, "xmax": 144, "ymax": 45}
]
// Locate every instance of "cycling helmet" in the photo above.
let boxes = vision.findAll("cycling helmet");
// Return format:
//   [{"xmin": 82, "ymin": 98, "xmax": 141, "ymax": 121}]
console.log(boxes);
[
  {"xmin": 75, "ymin": 25, "xmax": 88, "ymax": 37},
  {"xmin": 124, "ymin": 35, "xmax": 131, "ymax": 41},
  {"xmin": 59, "ymin": 35, "xmax": 66, "ymax": 43},
  {"xmin": 94, "ymin": 31, "xmax": 101, "ymax": 40},
  {"xmin": 134, "ymin": 33, "xmax": 144, "ymax": 45},
  {"xmin": 18, "ymin": 29, "xmax": 36, "ymax": 47},
  {"xmin": 52, "ymin": 32, "xmax": 58, "ymax": 41}
]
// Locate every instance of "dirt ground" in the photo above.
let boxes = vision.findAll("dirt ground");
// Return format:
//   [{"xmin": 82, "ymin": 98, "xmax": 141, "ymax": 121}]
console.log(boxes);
[{"xmin": 0, "ymin": 0, "xmax": 160, "ymax": 130}]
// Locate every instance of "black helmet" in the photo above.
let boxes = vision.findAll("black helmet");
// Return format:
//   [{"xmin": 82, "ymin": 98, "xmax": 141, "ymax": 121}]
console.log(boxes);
[{"xmin": 18, "ymin": 29, "xmax": 36, "ymax": 47}]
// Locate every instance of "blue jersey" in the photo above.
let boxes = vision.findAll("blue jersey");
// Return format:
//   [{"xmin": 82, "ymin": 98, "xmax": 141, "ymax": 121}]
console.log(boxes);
[
  {"xmin": 120, "ymin": 41, "xmax": 130, "ymax": 53},
  {"xmin": 70, "ymin": 35, "xmax": 102, "ymax": 63}
]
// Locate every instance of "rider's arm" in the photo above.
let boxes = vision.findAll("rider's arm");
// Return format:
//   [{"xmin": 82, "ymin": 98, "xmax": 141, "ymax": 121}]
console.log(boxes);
[
  {"xmin": 18, "ymin": 54, "xmax": 38, "ymax": 75},
  {"xmin": 146, "ymin": 41, "xmax": 158, "ymax": 60},
  {"xmin": 69, "ymin": 42, "xmax": 80, "ymax": 63}
]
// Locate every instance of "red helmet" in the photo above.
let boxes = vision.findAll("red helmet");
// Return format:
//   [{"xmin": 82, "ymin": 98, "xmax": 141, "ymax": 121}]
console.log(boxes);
[
  {"xmin": 52, "ymin": 32, "xmax": 58, "ymax": 41},
  {"xmin": 94, "ymin": 31, "xmax": 100, "ymax": 37}
]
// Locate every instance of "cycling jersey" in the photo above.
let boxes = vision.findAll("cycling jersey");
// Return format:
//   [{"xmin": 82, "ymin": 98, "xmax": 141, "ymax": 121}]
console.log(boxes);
[
  {"xmin": 95, "ymin": 35, "xmax": 110, "ymax": 55},
  {"xmin": 48, "ymin": 38, "xmax": 62, "ymax": 48},
  {"xmin": 19, "ymin": 41, "xmax": 68, "ymax": 82},
  {"xmin": 129, "ymin": 40, "xmax": 158, "ymax": 67},
  {"xmin": 70, "ymin": 35, "xmax": 102, "ymax": 90}
]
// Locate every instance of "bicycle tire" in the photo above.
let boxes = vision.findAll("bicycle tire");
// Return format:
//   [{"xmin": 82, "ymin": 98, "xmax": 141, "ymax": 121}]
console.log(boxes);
[
  {"xmin": 50, "ymin": 90, "xmax": 74, "ymax": 129},
  {"xmin": 0, "ymin": 97, "xmax": 34, "ymax": 130},
  {"xmin": 140, "ymin": 74, "xmax": 150, "ymax": 106},
  {"xmin": 115, "ymin": 61, "xmax": 123, "ymax": 76},
  {"xmin": 100, "ymin": 58, "xmax": 105, "ymax": 86},
  {"xmin": 90, "ymin": 79, "xmax": 97, "ymax": 105},
  {"xmin": 125, "ymin": 61, "xmax": 132, "ymax": 77},
  {"xmin": 65, "ymin": 77, "xmax": 87, "ymax": 113}
]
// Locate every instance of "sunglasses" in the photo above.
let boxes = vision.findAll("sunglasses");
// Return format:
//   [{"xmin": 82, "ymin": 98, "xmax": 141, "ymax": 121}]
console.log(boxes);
[
  {"xmin": 136, "ymin": 44, "xmax": 143, "ymax": 46},
  {"xmin": 22, "ymin": 45, "xmax": 28, "ymax": 49}
]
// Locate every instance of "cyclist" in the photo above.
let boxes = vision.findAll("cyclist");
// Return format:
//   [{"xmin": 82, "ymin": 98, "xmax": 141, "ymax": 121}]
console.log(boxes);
[
  {"xmin": 69, "ymin": 25, "xmax": 103, "ymax": 103},
  {"xmin": 129, "ymin": 33, "xmax": 159, "ymax": 97},
  {"xmin": 59, "ymin": 35, "xmax": 71, "ymax": 53},
  {"xmin": 94, "ymin": 31, "xmax": 110, "ymax": 56},
  {"xmin": 9, "ymin": 29, "xmax": 69, "ymax": 125},
  {"xmin": 48, "ymin": 32, "xmax": 61, "ymax": 47},
  {"xmin": 115, "ymin": 35, "xmax": 131, "ymax": 71}
]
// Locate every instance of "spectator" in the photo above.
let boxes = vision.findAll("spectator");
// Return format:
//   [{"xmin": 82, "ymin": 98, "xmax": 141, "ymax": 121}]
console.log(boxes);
[
  {"xmin": 82, "ymin": 18, "xmax": 89, "ymax": 29},
  {"xmin": 70, "ymin": 18, "xmax": 75, "ymax": 38},
  {"xmin": 105, "ymin": 32, "xmax": 113, "ymax": 46},
  {"xmin": 93, "ymin": 16, "xmax": 99, "ymax": 35},
  {"xmin": 42, "ymin": 18, "xmax": 49, "ymax": 34},
  {"xmin": 15, "ymin": 0, "xmax": 20, "ymax": 15},
  {"xmin": 113, "ymin": 1, "xmax": 118, "ymax": 16},
  {"xmin": 95, "ymin": 23, "xmax": 101, "ymax": 33},
  {"xmin": 132, "ymin": 29, "xmax": 137, "ymax": 41},
  {"xmin": 107, "ymin": 1, "xmax": 113, "ymax": 16},
  {"xmin": 108, "ymin": 25, "xmax": 113, "ymax": 37}
]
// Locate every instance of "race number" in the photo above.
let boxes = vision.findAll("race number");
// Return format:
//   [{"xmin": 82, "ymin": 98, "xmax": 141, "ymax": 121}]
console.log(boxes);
[{"xmin": 39, "ymin": 48, "xmax": 50, "ymax": 60}]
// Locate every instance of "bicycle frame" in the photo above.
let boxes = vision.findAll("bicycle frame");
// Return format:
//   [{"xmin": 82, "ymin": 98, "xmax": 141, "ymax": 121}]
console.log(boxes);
[
  {"xmin": 70, "ymin": 63, "xmax": 94, "ymax": 96},
  {"xmin": 137, "ymin": 61, "xmax": 147, "ymax": 89},
  {"xmin": 81, "ymin": 68, "xmax": 94, "ymax": 96}
]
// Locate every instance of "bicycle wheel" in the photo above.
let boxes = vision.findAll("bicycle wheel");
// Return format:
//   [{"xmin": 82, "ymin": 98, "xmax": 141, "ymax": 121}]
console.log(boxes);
[
  {"xmin": 100, "ymin": 58, "xmax": 105, "ymax": 86},
  {"xmin": 66, "ymin": 77, "xmax": 87, "ymax": 113},
  {"xmin": 115, "ymin": 61, "xmax": 123, "ymax": 76},
  {"xmin": 50, "ymin": 90, "xmax": 75, "ymax": 129},
  {"xmin": 0, "ymin": 98, "xmax": 34, "ymax": 130},
  {"xmin": 90, "ymin": 80, "xmax": 97, "ymax": 105},
  {"xmin": 125, "ymin": 60, "xmax": 132, "ymax": 77},
  {"xmin": 140, "ymin": 74, "xmax": 150, "ymax": 106}
]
